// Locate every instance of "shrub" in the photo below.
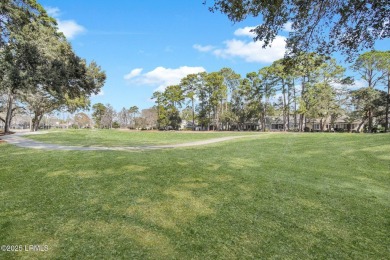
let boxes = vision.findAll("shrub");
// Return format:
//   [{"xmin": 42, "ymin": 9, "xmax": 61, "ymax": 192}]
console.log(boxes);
[
  {"xmin": 373, "ymin": 125, "xmax": 385, "ymax": 133},
  {"xmin": 335, "ymin": 128, "xmax": 345, "ymax": 133}
]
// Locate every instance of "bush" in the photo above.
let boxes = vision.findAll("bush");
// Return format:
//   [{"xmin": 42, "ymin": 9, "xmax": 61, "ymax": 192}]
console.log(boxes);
[
  {"xmin": 112, "ymin": 122, "xmax": 120, "ymax": 129},
  {"xmin": 335, "ymin": 128, "xmax": 345, "ymax": 133},
  {"xmin": 372, "ymin": 125, "xmax": 384, "ymax": 133}
]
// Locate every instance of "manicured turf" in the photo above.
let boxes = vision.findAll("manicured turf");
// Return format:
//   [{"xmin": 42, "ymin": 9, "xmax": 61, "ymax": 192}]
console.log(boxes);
[
  {"xmin": 24, "ymin": 129, "xmax": 259, "ymax": 147},
  {"xmin": 0, "ymin": 132, "xmax": 389, "ymax": 259}
]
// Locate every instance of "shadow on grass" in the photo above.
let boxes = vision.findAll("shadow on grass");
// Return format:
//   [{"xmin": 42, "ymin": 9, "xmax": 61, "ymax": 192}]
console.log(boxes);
[{"xmin": 1, "ymin": 133, "xmax": 390, "ymax": 258}]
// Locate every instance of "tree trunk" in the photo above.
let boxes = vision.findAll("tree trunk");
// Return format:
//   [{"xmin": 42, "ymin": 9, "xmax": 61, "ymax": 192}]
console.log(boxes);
[
  {"xmin": 207, "ymin": 109, "xmax": 211, "ymax": 131},
  {"xmin": 320, "ymin": 117, "xmax": 328, "ymax": 132},
  {"xmin": 292, "ymin": 79, "xmax": 297, "ymax": 130},
  {"xmin": 385, "ymin": 74, "xmax": 389, "ymax": 132},
  {"xmin": 299, "ymin": 114, "xmax": 305, "ymax": 132},
  {"xmin": 192, "ymin": 98, "xmax": 195, "ymax": 131},
  {"xmin": 4, "ymin": 91, "xmax": 14, "ymax": 134},
  {"xmin": 282, "ymin": 80, "xmax": 287, "ymax": 131},
  {"xmin": 214, "ymin": 106, "xmax": 218, "ymax": 131},
  {"xmin": 31, "ymin": 114, "xmax": 39, "ymax": 132},
  {"xmin": 32, "ymin": 117, "xmax": 38, "ymax": 132},
  {"xmin": 157, "ymin": 104, "xmax": 160, "ymax": 130},
  {"xmin": 357, "ymin": 118, "xmax": 366, "ymax": 133},
  {"xmin": 287, "ymin": 81, "xmax": 291, "ymax": 131},
  {"xmin": 31, "ymin": 113, "xmax": 43, "ymax": 132},
  {"xmin": 262, "ymin": 115, "xmax": 266, "ymax": 132},
  {"xmin": 368, "ymin": 109, "xmax": 373, "ymax": 132},
  {"xmin": 263, "ymin": 95, "xmax": 268, "ymax": 132},
  {"xmin": 300, "ymin": 76, "xmax": 306, "ymax": 132},
  {"xmin": 33, "ymin": 121, "xmax": 39, "ymax": 131}
]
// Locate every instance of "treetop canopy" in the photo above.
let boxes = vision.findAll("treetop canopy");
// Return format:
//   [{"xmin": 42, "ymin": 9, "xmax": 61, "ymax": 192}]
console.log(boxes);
[{"xmin": 206, "ymin": 0, "xmax": 389, "ymax": 60}]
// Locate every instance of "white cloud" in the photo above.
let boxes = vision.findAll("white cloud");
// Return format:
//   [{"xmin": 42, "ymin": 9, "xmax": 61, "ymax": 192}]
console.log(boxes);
[
  {"xmin": 124, "ymin": 68, "xmax": 143, "ymax": 80},
  {"xmin": 213, "ymin": 36, "xmax": 286, "ymax": 63},
  {"xmin": 326, "ymin": 78, "xmax": 365, "ymax": 92},
  {"xmin": 234, "ymin": 26, "xmax": 257, "ymax": 37},
  {"xmin": 283, "ymin": 22, "xmax": 293, "ymax": 32},
  {"xmin": 57, "ymin": 20, "xmax": 85, "ymax": 39},
  {"xmin": 194, "ymin": 26, "xmax": 286, "ymax": 63},
  {"xmin": 193, "ymin": 44, "xmax": 215, "ymax": 52},
  {"xmin": 354, "ymin": 79, "xmax": 368, "ymax": 88},
  {"xmin": 125, "ymin": 66, "xmax": 206, "ymax": 92},
  {"xmin": 46, "ymin": 7, "xmax": 60, "ymax": 17},
  {"xmin": 45, "ymin": 6, "xmax": 85, "ymax": 40},
  {"xmin": 346, "ymin": 78, "xmax": 366, "ymax": 90}
]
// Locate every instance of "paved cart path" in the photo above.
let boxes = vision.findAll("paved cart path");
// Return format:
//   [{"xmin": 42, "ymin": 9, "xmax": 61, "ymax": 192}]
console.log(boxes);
[{"xmin": 1, "ymin": 132, "xmax": 258, "ymax": 151}]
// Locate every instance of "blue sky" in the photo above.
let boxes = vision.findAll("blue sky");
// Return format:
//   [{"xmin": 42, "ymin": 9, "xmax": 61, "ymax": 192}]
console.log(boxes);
[{"xmin": 39, "ymin": 0, "xmax": 389, "ymax": 112}]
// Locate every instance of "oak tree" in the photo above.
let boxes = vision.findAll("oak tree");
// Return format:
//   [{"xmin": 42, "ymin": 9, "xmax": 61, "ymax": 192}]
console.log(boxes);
[{"xmin": 206, "ymin": 0, "xmax": 389, "ymax": 59}]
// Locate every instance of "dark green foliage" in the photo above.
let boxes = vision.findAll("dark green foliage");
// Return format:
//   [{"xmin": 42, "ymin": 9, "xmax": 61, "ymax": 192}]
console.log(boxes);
[
  {"xmin": 153, "ymin": 85, "xmax": 184, "ymax": 130},
  {"xmin": 150, "ymin": 55, "xmax": 360, "ymax": 132},
  {"xmin": 206, "ymin": 0, "xmax": 389, "ymax": 59},
  {"xmin": 91, "ymin": 103, "xmax": 106, "ymax": 128},
  {"xmin": 350, "ymin": 87, "xmax": 387, "ymax": 132},
  {"xmin": 0, "ymin": 1, "xmax": 106, "ymax": 133}
]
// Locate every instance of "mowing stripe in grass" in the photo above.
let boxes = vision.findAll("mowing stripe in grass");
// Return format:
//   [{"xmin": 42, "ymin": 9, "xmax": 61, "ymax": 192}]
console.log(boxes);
[
  {"xmin": 1, "ymin": 132, "xmax": 389, "ymax": 258},
  {"xmin": 1, "ymin": 133, "xmax": 260, "ymax": 151}
]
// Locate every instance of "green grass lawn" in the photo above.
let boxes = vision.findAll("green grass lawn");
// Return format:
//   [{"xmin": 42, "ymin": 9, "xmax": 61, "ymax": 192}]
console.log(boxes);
[
  {"xmin": 1, "ymin": 132, "xmax": 389, "ymax": 259},
  {"xmin": 24, "ymin": 129, "xmax": 259, "ymax": 147}
]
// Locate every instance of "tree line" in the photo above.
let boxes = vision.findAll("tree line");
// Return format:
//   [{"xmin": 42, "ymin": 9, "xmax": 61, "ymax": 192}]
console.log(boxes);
[
  {"xmin": 0, "ymin": 0, "xmax": 106, "ymax": 133},
  {"xmin": 1, "ymin": 1, "xmax": 388, "ymax": 133},
  {"xmin": 91, "ymin": 103, "xmax": 157, "ymax": 130},
  {"xmin": 152, "ymin": 51, "xmax": 390, "ymax": 132}
]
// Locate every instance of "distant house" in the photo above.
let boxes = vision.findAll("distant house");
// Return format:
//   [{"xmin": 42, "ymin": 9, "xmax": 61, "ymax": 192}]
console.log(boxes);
[
  {"xmin": 267, "ymin": 115, "xmax": 362, "ymax": 132},
  {"xmin": 179, "ymin": 115, "xmax": 369, "ymax": 132},
  {"xmin": 269, "ymin": 116, "xmax": 291, "ymax": 131},
  {"xmin": 180, "ymin": 120, "xmax": 195, "ymax": 130},
  {"xmin": 306, "ymin": 116, "xmax": 362, "ymax": 132}
]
